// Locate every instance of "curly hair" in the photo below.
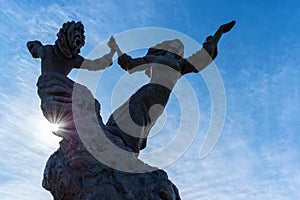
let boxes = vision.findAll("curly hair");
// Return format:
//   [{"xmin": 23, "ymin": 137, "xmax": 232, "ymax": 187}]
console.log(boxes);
[{"xmin": 54, "ymin": 21, "xmax": 85, "ymax": 59}]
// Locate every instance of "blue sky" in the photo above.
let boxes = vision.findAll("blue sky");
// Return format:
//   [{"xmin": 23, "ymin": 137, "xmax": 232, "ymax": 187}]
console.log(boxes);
[{"xmin": 0, "ymin": 0, "xmax": 299, "ymax": 199}]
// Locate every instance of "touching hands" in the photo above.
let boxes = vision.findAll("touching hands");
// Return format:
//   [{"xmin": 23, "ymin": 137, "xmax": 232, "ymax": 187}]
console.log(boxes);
[
  {"xmin": 107, "ymin": 36, "xmax": 123, "ymax": 57},
  {"xmin": 107, "ymin": 36, "xmax": 117, "ymax": 51}
]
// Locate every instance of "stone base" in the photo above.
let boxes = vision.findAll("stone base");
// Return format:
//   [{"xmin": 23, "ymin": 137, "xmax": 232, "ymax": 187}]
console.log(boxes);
[
  {"xmin": 37, "ymin": 73, "xmax": 181, "ymax": 199},
  {"xmin": 42, "ymin": 139, "xmax": 181, "ymax": 200}
]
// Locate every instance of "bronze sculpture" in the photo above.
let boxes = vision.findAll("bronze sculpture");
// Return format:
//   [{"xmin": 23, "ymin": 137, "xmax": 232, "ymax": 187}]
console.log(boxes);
[{"xmin": 27, "ymin": 20, "xmax": 235, "ymax": 199}]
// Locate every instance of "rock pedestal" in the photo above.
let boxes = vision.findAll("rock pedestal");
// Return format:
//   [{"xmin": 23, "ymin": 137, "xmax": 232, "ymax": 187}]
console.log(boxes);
[
  {"xmin": 42, "ymin": 139, "xmax": 180, "ymax": 200},
  {"xmin": 37, "ymin": 73, "xmax": 181, "ymax": 200}
]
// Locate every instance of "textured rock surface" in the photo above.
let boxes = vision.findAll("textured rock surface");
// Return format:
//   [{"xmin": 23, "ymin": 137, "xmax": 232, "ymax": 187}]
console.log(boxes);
[
  {"xmin": 42, "ymin": 139, "xmax": 180, "ymax": 200},
  {"xmin": 37, "ymin": 73, "xmax": 181, "ymax": 200}
]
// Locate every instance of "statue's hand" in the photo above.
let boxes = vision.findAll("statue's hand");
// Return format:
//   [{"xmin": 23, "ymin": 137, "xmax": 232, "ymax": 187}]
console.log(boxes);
[
  {"xmin": 107, "ymin": 36, "xmax": 117, "ymax": 51},
  {"xmin": 212, "ymin": 20, "xmax": 236, "ymax": 46},
  {"xmin": 108, "ymin": 36, "xmax": 123, "ymax": 57},
  {"xmin": 219, "ymin": 20, "xmax": 236, "ymax": 34}
]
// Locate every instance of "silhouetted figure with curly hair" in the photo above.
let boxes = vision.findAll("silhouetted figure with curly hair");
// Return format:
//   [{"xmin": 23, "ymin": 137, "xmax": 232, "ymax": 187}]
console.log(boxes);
[
  {"xmin": 27, "ymin": 21, "xmax": 115, "ymax": 75},
  {"xmin": 27, "ymin": 21, "xmax": 116, "ymax": 141}
]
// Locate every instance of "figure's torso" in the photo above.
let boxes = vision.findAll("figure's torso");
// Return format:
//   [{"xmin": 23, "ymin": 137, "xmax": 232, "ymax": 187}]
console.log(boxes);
[
  {"xmin": 41, "ymin": 45, "xmax": 83, "ymax": 76},
  {"xmin": 149, "ymin": 52, "xmax": 182, "ymax": 88}
]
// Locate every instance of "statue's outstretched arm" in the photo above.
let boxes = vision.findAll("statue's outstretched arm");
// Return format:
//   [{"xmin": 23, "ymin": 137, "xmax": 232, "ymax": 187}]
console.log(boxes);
[
  {"xmin": 185, "ymin": 20, "xmax": 236, "ymax": 73},
  {"xmin": 117, "ymin": 54, "xmax": 158, "ymax": 74},
  {"xmin": 185, "ymin": 36, "xmax": 217, "ymax": 73},
  {"xmin": 113, "ymin": 37, "xmax": 156, "ymax": 74},
  {"xmin": 80, "ymin": 36, "xmax": 116, "ymax": 71},
  {"xmin": 213, "ymin": 20, "xmax": 236, "ymax": 45},
  {"xmin": 27, "ymin": 40, "xmax": 43, "ymax": 58}
]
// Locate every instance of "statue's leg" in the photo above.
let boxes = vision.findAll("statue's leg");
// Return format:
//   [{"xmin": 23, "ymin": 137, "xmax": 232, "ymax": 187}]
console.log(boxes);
[{"xmin": 106, "ymin": 83, "xmax": 171, "ymax": 153}]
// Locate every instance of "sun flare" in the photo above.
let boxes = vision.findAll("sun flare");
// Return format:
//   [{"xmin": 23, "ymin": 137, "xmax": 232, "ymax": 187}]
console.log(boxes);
[
  {"xmin": 34, "ymin": 117, "xmax": 62, "ymax": 146},
  {"xmin": 49, "ymin": 123, "xmax": 61, "ymax": 132}
]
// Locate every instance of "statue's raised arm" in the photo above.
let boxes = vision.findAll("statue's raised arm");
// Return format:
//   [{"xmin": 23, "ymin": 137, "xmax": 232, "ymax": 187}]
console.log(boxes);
[
  {"xmin": 113, "ymin": 21, "xmax": 236, "ymax": 78},
  {"xmin": 185, "ymin": 20, "xmax": 236, "ymax": 73},
  {"xmin": 213, "ymin": 20, "xmax": 236, "ymax": 45},
  {"xmin": 81, "ymin": 36, "xmax": 116, "ymax": 71}
]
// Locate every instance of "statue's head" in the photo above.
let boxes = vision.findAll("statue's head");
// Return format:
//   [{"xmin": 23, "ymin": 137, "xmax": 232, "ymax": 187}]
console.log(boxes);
[
  {"xmin": 147, "ymin": 39, "xmax": 184, "ymax": 58},
  {"xmin": 55, "ymin": 21, "xmax": 85, "ymax": 59}
]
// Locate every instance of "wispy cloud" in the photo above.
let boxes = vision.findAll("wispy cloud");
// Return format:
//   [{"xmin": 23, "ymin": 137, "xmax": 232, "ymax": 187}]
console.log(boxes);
[{"xmin": 164, "ymin": 60, "xmax": 300, "ymax": 199}]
